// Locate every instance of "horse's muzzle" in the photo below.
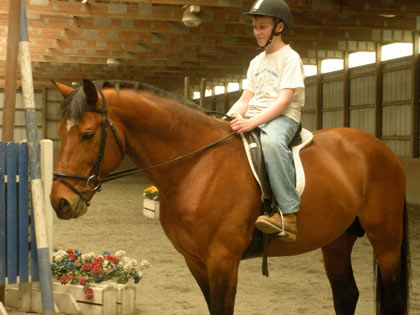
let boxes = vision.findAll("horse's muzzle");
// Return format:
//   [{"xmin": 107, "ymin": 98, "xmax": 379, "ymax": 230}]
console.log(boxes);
[{"xmin": 52, "ymin": 197, "xmax": 87, "ymax": 219}]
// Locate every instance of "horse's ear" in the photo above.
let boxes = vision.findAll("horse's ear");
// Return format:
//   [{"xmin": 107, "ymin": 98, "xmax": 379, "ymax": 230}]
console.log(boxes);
[
  {"xmin": 51, "ymin": 80, "xmax": 74, "ymax": 98},
  {"xmin": 82, "ymin": 79, "xmax": 98, "ymax": 107}
]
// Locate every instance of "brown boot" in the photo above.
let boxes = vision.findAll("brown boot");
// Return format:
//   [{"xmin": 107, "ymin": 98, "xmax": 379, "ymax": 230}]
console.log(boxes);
[{"xmin": 255, "ymin": 212, "xmax": 297, "ymax": 241}]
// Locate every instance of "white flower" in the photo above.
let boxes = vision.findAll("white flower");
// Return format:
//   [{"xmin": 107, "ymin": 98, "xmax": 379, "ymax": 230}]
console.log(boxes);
[
  {"xmin": 115, "ymin": 250, "xmax": 126, "ymax": 258},
  {"xmin": 81, "ymin": 253, "xmax": 93, "ymax": 262},
  {"xmin": 140, "ymin": 260, "xmax": 150, "ymax": 269},
  {"xmin": 121, "ymin": 256, "xmax": 130, "ymax": 264},
  {"xmin": 129, "ymin": 259, "xmax": 138, "ymax": 268},
  {"xmin": 53, "ymin": 250, "xmax": 68, "ymax": 263}
]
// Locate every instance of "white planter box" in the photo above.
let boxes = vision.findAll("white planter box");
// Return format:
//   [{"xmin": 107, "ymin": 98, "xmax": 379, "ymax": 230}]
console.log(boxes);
[
  {"xmin": 6, "ymin": 281, "xmax": 136, "ymax": 315},
  {"xmin": 143, "ymin": 198, "xmax": 160, "ymax": 219}
]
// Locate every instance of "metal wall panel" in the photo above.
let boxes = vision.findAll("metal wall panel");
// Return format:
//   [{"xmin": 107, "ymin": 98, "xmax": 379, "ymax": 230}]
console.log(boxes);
[
  {"xmin": 381, "ymin": 58, "xmax": 412, "ymax": 156},
  {"xmin": 349, "ymin": 65, "xmax": 376, "ymax": 135},
  {"xmin": 0, "ymin": 90, "xmax": 44, "ymax": 142},
  {"xmin": 323, "ymin": 78, "xmax": 344, "ymax": 109},
  {"xmin": 304, "ymin": 78, "xmax": 317, "ymax": 111},
  {"xmin": 385, "ymin": 140, "xmax": 411, "ymax": 157},
  {"xmin": 45, "ymin": 89, "xmax": 62, "ymax": 154},
  {"xmin": 323, "ymin": 110, "xmax": 344, "ymax": 129},
  {"xmin": 382, "ymin": 105, "xmax": 411, "ymax": 136},
  {"xmin": 350, "ymin": 108, "xmax": 375, "ymax": 135},
  {"xmin": 302, "ymin": 77, "xmax": 317, "ymax": 131},
  {"xmin": 301, "ymin": 112, "xmax": 317, "ymax": 131}
]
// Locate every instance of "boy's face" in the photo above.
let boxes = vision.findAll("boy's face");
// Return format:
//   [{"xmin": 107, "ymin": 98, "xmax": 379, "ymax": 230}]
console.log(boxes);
[{"xmin": 252, "ymin": 16, "xmax": 283, "ymax": 47}]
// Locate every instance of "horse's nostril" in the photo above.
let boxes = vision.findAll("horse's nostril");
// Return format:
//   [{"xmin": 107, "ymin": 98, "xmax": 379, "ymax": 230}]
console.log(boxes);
[
  {"xmin": 56, "ymin": 198, "xmax": 73, "ymax": 219},
  {"xmin": 58, "ymin": 198, "xmax": 70, "ymax": 210}
]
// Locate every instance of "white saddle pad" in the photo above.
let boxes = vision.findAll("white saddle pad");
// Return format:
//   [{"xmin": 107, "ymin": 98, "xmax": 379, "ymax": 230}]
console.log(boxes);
[{"xmin": 241, "ymin": 128, "xmax": 313, "ymax": 200}]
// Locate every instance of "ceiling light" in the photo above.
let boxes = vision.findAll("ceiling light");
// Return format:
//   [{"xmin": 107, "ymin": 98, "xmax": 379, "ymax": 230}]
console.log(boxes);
[
  {"xmin": 106, "ymin": 58, "xmax": 120, "ymax": 67},
  {"xmin": 379, "ymin": 14, "xmax": 397, "ymax": 18},
  {"xmin": 182, "ymin": 5, "xmax": 201, "ymax": 27}
]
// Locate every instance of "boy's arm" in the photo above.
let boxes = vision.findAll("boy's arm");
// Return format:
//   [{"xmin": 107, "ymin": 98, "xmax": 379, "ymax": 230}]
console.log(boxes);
[
  {"xmin": 226, "ymin": 89, "xmax": 254, "ymax": 117},
  {"xmin": 230, "ymin": 88, "xmax": 294, "ymax": 133},
  {"xmin": 250, "ymin": 88, "xmax": 294, "ymax": 126}
]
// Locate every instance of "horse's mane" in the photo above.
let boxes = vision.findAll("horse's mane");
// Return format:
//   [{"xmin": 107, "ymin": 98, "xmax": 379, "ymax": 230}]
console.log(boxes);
[{"xmin": 59, "ymin": 80, "xmax": 201, "ymax": 120}]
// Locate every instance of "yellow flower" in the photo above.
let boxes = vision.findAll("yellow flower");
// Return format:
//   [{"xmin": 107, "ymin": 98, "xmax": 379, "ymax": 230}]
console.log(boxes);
[{"xmin": 144, "ymin": 185, "xmax": 159, "ymax": 201}]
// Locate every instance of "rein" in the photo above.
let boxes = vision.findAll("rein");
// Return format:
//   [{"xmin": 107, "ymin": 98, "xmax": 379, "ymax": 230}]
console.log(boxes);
[{"xmin": 53, "ymin": 87, "xmax": 235, "ymax": 206}]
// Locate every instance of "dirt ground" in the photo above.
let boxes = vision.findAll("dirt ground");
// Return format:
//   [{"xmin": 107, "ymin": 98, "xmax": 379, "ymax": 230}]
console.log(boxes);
[{"xmin": 5, "ymin": 174, "xmax": 420, "ymax": 314}]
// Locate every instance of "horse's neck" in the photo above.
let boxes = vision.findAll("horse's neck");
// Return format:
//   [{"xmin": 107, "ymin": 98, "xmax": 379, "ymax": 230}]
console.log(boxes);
[{"xmin": 113, "ymin": 93, "xmax": 230, "ymax": 184}]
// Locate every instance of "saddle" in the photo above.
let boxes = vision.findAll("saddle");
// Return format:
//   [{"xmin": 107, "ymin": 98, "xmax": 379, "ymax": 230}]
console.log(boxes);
[
  {"xmin": 240, "ymin": 124, "xmax": 313, "ymax": 204},
  {"xmin": 240, "ymin": 125, "xmax": 314, "ymax": 276}
]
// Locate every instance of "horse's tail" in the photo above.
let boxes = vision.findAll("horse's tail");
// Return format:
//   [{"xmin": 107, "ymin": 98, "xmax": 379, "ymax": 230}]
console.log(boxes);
[{"xmin": 375, "ymin": 197, "xmax": 410, "ymax": 315}]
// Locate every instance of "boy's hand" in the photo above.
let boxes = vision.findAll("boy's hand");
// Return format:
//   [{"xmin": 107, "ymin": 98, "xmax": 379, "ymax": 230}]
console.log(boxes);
[{"xmin": 230, "ymin": 116, "xmax": 256, "ymax": 133}]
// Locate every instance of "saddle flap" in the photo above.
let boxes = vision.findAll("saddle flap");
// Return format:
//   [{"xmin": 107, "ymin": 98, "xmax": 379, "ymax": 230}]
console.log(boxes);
[{"xmin": 240, "ymin": 126, "xmax": 313, "ymax": 201}]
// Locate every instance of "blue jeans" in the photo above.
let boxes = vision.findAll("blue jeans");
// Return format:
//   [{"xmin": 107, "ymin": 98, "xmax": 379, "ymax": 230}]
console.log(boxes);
[{"xmin": 260, "ymin": 115, "xmax": 300, "ymax": 214}]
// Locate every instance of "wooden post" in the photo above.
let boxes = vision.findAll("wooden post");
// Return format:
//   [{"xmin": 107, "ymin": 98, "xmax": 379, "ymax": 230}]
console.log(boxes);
[
  {"xmin": 223, "ymin": 79, "xmax": 229, "ymax": 113},
  {"xmin": 2, "ymin": 0, "xmax": 21, "ymax": 142},
  {"xmin": 316, "ymin": 58, "xmax": 323, "ymax": 130},
  {"xmin": 375, "ymin": 42, "xmax": 383, "ymax": 139},
  {"xmin": 411, "ymin": 31, "xmax": 419, "ymax": 158},
  {"xmin": 199, "ymin": 78, "xmax": 206, "ymax": 108},
  {"xmin": 211, "ymin": 83, "xmax": 217, "ymax": 111},
  {"xmin": 1, "ymin": 0, "xmax": 22, "ymax": 305},
  {"xmin": 343, "ymin": 52, "xmax": 350, "ymax": 127},
  {"xmin": 184, "ymin": 77, "xmax": 190, "ymax": 100}
]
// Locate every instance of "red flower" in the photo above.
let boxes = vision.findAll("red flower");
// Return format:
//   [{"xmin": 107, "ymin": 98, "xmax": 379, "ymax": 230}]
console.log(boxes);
[
  {"xmin": 105, "ymin": 255, "xmax": 119, "ymax": 264},
  {"xmin": 91, "ymin": 263, "xmax": 102, "ymax": 275},
  {"xmin": 82, "ymin": 264, "xmax": 91, "ymax": 271},
  {"xmin": 84, "ymin": 288, "xmax": 94, "ymax": 300},
  {"xmin": 59, "ymin": 275, "xmax": 68, "ymax": 284},
  {"xmin": 66, "ymin": 249, "xmax": 74, "ymax": 255},
  {"xmin": 68, "ymin": 253, "xmax": 76, "ymax": 261},
  {"xmin": 79, "ymin": 277, "xmax": 86, "ymax": 286},
  {"xmin": 95, "ymin": 257, "xmax": 104, "ymax": 264},
  {"xmin": 67, "ymin": 273, "xmax": 73, "ymax": 279}
]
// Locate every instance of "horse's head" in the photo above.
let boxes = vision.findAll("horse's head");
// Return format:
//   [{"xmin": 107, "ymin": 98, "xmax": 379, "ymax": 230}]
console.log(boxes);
[{"xmin": 50, "ymin": 79, "xmax": 125, "ymax": 219}]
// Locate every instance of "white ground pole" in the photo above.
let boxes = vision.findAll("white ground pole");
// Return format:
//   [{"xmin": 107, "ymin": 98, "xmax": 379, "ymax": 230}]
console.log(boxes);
[
  {"xmin": 19, "ymin": 1, "xmax": 55, "ymax": 314},
  {"xmin": 0, "ymin": 300, "xmax": 7, "ymax": 315}
]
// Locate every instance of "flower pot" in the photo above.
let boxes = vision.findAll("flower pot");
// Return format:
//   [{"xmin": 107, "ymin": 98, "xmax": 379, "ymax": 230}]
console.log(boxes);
[
  {"xmin": 6, "ymin": 281, "xmax": 136, "ymax": 315},
  {"xmin": 143, "ymin": 198, "xmax": 160, "ymax": 219}
]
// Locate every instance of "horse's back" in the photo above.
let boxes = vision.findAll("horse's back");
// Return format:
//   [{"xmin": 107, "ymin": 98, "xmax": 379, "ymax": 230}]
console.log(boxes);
[{"xmin": 267, "ymin": 127, "xmax": 405, "ymax": 256}]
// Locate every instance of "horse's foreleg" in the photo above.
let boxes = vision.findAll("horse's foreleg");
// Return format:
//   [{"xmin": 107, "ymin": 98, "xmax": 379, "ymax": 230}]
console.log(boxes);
[
  {"xmin": 206, "ymin": 251, "xmax": 241, "ymax": 315},
  {"xmin": 321, "ymin": 232, "xmax": 359, "ymax": 315},
  {"xmin": 184, "ymin": 257, "xmax": 211, "ymax": 311}
]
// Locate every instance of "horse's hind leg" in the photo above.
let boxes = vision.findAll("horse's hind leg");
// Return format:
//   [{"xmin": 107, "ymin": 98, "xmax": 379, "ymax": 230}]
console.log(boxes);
[
  {"xmin": 362, "ymin": 200, "xmax": 409, "ymax": 315},
  {"xmin": 321, "ymin": 232, "xmax": 359, "ymax": 315}
]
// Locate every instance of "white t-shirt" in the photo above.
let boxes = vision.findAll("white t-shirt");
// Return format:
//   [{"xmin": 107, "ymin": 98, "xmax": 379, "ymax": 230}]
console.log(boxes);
[{"xmin": 245, "ymin": 44, "xmax": 305, "ymax": 123}]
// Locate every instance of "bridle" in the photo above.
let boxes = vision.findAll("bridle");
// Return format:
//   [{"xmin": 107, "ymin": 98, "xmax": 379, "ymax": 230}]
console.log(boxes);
[
  {"xmin": 53, "ymin": 87, "xmax": 236, "ymax": 206},
  {"xmin": 53, "ymin": 88, "xmax": 125, "ymax": 206}
]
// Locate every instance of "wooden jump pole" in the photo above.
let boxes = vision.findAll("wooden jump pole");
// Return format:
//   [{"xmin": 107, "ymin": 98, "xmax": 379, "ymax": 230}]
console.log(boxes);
[
  {"xmin": 19, "ymin": 1, "xmax": 55, "ymax": 314},
  {"xmin": 1, "ymin": 0, "xmax": 21, "ymax": 142},
  {"xmin": 1, "ymin": 0, "xmax": 22, "ymax": 308}
]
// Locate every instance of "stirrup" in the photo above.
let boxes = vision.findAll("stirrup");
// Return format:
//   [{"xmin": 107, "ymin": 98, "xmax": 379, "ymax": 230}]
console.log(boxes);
[{"xmin": 275, "ymin": 207, "xmax": 286, "ymax": 237}]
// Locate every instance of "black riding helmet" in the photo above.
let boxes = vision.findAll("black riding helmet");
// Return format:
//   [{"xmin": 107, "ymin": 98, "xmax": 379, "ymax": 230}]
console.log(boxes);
[{"xmin": 244, "ymin": 0, "xmax": 292, "ymax": 48}]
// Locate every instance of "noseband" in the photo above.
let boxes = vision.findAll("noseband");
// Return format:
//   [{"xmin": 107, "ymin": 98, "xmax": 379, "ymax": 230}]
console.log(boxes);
[
  {"xmin": 53, "ymin": 86, "xmax": 236, "ymax": 207},
  {"xmin": 53, "ymin": 88, "xmax": 125, "ymax": 206}
]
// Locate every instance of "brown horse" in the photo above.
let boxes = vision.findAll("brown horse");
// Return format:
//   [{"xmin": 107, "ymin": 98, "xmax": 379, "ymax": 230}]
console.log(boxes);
[{"xmin": 50, "ymin": 79, "xmax": 409, "ymax": 315}]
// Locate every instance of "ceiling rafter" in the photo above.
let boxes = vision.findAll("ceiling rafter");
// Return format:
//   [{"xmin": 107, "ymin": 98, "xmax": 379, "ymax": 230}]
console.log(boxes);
[{"xmin": 0, "ymin": 0, "xmax": 418, "ymax": 92}]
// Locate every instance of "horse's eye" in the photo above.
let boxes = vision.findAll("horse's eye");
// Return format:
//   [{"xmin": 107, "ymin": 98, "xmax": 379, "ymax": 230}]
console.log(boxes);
[{"xmin": 81, "ymin": 132, "xmax": 94, "ymax": 141}]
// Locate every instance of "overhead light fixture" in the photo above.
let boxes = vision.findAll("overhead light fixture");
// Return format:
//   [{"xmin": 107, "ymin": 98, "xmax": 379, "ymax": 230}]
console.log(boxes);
[
  {"xmin": 106, "ymin": 58, "xmax": 120, "ymax": 67},
  {"xmin": 379, "ymin": 14, "xmax": 397, "ymax": 18},
  {"xmin": 81, "ymin": 0, "xmax": 88, "ymax": 4},
  {"xmin": 182, "ymin": 5, "xmax": 201, "ymax": 27}
]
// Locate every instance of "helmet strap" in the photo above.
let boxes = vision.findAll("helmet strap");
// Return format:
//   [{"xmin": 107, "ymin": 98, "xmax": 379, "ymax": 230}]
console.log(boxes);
[{"xmin": 257, "ymin": 18, "xmax": 283, "ymax": 49}]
